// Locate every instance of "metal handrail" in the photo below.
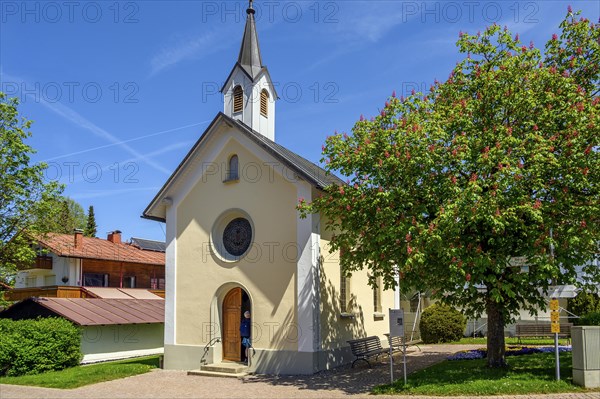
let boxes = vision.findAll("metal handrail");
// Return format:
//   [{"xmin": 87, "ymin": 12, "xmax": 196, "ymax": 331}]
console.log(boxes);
[{"xmin": 200, "ymin": 337, "xmax": 221, "ymax": 365}]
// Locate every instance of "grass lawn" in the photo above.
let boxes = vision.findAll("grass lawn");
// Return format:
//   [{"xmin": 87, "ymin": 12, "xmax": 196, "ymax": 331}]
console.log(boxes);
[
  {"xmin": 373, "ymin": 352, "xmax": 598, "ymax": 396},
  {"xmin": 0, "ymin": 356, "xmax": 160, "ymax": 389},
  {"xmin": 456, "ymin": 337, "xmax": 570, "ymax": 346}
]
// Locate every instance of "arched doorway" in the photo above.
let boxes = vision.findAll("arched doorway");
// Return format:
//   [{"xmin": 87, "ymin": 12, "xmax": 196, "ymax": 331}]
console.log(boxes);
[{"xmin": 222, "ymin": 287, "xmax": 250, "ymax": 361}]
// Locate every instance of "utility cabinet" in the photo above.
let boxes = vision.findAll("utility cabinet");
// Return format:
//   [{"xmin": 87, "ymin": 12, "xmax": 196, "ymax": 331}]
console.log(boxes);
[{"xmin": 572, "ymin": 326, "xmax": 600, "ymax": 388}]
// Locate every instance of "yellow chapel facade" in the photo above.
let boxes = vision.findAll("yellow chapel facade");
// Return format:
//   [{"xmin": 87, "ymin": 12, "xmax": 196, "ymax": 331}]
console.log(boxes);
[{"xmin": 143, "ymin": 2, "xmax": 398, "ymax": 374}]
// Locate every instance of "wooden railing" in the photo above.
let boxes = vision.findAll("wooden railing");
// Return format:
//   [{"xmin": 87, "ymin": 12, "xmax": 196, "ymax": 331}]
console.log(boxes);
[
  {"xmin": 4, "ymin": 286, "xmax": 166, "ymax": 301},
  {"xmin": 3, "ymin": 286, "xmax": 93, "ymax": 301},
  {"xmin": 149, "ymin": 290, "xmax": 166, "ymax": 298},
  {"xmin": 17, "ymin": 256, "xmax": 53, "ymax": 270}
]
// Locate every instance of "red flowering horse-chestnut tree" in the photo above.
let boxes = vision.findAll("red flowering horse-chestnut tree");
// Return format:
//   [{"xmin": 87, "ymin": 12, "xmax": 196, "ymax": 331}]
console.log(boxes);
[{"xmin": 299, "ymin": 10, "xmax": 599, "ymax": 368}]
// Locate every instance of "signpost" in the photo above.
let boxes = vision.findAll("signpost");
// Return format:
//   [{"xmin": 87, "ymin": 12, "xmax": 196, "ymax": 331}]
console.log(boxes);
[
  {"xmin": 389, "ymin": 309, "xmax": 406, "ymax": 385},
  {"xmin": 550, "ymin": 298, "xmax": 560, "ymax": 380}
]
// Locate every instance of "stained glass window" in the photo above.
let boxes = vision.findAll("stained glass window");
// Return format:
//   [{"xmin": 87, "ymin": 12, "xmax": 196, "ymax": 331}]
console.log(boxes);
[{"xmin": 223, "ymin": 218, "xmax": 252, "ymax": 257}]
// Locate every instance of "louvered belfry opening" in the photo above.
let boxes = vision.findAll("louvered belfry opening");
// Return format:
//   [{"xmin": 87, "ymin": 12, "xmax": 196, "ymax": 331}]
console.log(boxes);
[
  {"xmin": 233, "ymin": 86, "xmax": 243, "ymax": 113},
  {"xmin": 260, "ymin": 89, "xmax": 268, "ymax": 117}
]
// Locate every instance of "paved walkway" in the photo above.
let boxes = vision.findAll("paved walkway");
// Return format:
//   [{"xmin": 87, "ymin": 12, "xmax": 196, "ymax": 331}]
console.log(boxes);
[{"xmin": 1, "ymin": 344, "xmax": 598, "ymax": 399}]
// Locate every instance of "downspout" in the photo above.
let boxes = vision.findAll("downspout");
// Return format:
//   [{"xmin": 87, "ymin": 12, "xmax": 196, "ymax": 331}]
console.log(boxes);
[{"xmin": 119, "ymin": 262, "xmax": 123, "ymax": 288}]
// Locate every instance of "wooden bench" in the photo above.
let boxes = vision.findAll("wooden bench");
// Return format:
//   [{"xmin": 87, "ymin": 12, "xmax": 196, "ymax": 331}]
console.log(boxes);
[
  {"xmin": 385, "ymin": 334, "xmax": 423, "ymax": 353},
  {"xmin": 347, "ymin": 336, "xmax": 388, "ymax": 368},
  {"xmin": 515, "ymin": 323, "xmax": 572, "ymax": 343}
]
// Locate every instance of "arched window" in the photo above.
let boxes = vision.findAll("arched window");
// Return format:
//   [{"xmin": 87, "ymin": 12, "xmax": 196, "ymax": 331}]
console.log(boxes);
[
  {"xmin": 228, "ymin": 155, "xmax": 239, "ymax": 181},
  {"xmin": 233, "ymin": 86, "xmax": 243, "ymax": 114},
  {"xmin": 260, "ymin": 89, "xmax": 269, "ymax": 117}
]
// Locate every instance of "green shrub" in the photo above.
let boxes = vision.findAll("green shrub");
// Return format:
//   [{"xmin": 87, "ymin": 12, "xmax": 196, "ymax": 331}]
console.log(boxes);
[
  {"xmin": 419, "ymin": 304, "xmax": 466, "ymax": 344},
  {"xmin": 568, "ymin": 291, "xmax": 600, "ymax": 320},
  {"xmin": 0, "ymin": 318, "xmax": 82, "ymax": 376},
  {"xmin": 576, "ymin": 311, "xmax": 600, "ymax": 326}
]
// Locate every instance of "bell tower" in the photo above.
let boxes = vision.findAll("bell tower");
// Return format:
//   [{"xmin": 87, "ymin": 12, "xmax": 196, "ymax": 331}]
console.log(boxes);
[{"xmin": 221, "ymin": 0, "xmax": 278, "ymax": 141}]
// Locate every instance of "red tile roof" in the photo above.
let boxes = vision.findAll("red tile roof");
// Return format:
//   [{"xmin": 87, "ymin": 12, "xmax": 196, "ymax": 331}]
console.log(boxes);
[
  {"xmin": 38, "ymin": 233, "xmax": 165, "ymax": 265},
  {"xmin": 8, "ymin": 298, "xmax": 165, "ymax": 326}
]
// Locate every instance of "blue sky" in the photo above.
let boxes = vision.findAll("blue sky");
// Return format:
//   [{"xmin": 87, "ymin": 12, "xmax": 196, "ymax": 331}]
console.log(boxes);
[{"xmin": 1, "ymin": 1, "xmax": 598, "ymax": 242}]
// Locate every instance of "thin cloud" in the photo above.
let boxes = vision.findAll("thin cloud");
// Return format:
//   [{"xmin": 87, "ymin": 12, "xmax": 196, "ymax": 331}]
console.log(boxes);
[
  {"xmin": 45, "ymin": 120, "xmax": 211, "ymax": 162},
  {"xmin": 330, "ymin": 3, "xmax": 415, "ymax": 44},
  {"xmin": 38, "ymin": 101, "xmax": 172, "ymax": 175},
  {"xmin": 2, "ymin": 73, "xmax": 171, "ymax": 175},
  {"xmin": 70, "ymin": 186, "xmax": 162, "ymax": 200},
  {"xmin": 149, "ymin": 31, "xmax": 233, "ymax": 76},
  {"xmin": 65, "ymin": 141, "xmax": 192, "ymax": 185}
]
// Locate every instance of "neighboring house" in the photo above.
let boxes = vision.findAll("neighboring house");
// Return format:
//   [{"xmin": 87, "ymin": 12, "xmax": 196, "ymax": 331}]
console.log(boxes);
[
  {"xmin": 142, "ymin": 3, "xmax": 400, "ymax": 375},
  {"xmin": 10, "ymin": 230, "xmax": 165, "ymax": 298},
  {"xmin": 0, "ymin": 295, "xmax": 164, "ymax": 363}
]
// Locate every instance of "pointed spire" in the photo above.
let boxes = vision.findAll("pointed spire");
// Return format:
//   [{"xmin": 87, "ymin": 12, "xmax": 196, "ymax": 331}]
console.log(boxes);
[{"xmin": 237, "ymin": 0, "xmax": 263, "ymax": 78}]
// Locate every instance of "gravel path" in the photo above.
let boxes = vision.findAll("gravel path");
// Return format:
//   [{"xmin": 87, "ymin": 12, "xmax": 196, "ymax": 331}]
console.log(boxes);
[{"xmin": 1, "ymin": 344, "xmax": 598, "ymax": 399}]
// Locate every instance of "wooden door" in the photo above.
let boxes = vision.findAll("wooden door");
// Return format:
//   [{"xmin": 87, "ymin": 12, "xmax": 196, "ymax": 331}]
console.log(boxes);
[{"xmin": 222, "ymin": 288, "xmax": 242, "ymax": 361}]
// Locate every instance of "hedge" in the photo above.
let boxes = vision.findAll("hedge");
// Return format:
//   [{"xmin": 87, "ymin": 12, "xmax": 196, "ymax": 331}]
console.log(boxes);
[
  {"xmin": 419, "ymin": 304, "xmax": 466, "ymax": 344},
  {"xmin": 577, "ymin": 311, "xmax": 600, "ymax": 326},
  {"xmin": 568, "ymin": 291, "xmax": 600, "ymax": 319},
  {"xmin": 0, "ymin": 317, "xmax": 82, "ymax": 376}
]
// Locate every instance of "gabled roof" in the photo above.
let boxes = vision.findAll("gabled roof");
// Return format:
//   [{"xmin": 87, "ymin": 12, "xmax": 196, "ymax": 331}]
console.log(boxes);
[
  {"xmin": 0, "ymin": 297, "xmax": 164, "ymax": 326},
  {"xmin": 142, "ymin": 112, "xmax": 344, "ymax": 222},
  {"xmin": 37, "ymin": 233, "xmax": 165, "ymax": 265}
]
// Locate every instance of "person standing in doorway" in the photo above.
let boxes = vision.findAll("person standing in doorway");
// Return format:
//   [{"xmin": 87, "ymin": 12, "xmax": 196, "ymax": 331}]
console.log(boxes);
[{"xmin": 240, "ymin": 310, "xmax": 251, "ymax": 364}]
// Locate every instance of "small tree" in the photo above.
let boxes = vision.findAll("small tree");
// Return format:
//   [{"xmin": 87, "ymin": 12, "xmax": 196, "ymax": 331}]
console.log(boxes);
[
  {"xmin": 85, "ymin": 206, "xmax": 97, "ymax": 237},
  {"xmin": 299, "ymin": 10, "xmax": 599, "ymax": 368},
  {"xmin": 0, "ymin": 93, "xmax": 64, "ymax": 285},
  {"xmin": 568, "ymin": 290, "xmax": 600, "ymax": 319},
  {"xmin": 53, "ymin": 197, "xmax": 86, "ymax": 234}
]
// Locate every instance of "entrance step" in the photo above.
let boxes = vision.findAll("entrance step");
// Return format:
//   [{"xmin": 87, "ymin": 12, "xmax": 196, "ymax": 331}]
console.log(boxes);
[{"xmin": 188, "ymin": 362, "xmax": 249, "ymax": 379}]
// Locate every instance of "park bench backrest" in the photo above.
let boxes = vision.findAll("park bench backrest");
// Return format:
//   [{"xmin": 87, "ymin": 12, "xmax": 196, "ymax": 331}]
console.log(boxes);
[
  {"xmin": 347, "ymin": 336, "xmax": 383, "ymax": 355},
  {"xmin": 516, "ymin": 323, "xmax": 572, "ymax": 336}
]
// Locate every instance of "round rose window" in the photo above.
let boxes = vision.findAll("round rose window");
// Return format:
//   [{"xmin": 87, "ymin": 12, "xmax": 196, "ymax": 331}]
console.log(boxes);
[
  {"xmin": 211, "ymin": 210, "xmax": 254, "ymax": 262},
  {"xmin": 222, "ymin": 218, "xmax": 252, "ymax": 257}
]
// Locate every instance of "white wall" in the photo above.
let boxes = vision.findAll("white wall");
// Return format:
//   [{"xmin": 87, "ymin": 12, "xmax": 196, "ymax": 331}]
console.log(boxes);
[{"xmin": 80, "ymin": 323, "xmax": 164, "ymax": 363}]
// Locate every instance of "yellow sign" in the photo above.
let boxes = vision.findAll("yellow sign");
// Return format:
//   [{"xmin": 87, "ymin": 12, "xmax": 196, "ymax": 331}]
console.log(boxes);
[
  {"xmin": 551, "ymin": 312, "xmax": 560, "ymax": 322},
  {"xmin": 550, "ymin": 299, "xmax": 559, "ymax": 311},
  {"xmin": 551, "ymin": 321, "xmax": 561, "ymax": 333}
]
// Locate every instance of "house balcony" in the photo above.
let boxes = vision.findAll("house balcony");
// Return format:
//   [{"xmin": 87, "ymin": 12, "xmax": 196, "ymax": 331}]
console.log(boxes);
[
  {"xmin": 18, "ymin": 256, "xmax": 53, "ymax": 270},
  {"xmin": 2, "ymin": 286, "xmax": 166, "ymax": 301},
  {"xmin": 3, "ymin": 286, "xmax": 92, "ymax": 301}
]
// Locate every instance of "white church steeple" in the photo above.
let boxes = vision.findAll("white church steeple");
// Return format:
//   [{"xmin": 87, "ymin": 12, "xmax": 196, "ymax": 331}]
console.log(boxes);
[{"xmin": 221, "ymin": 0, "xmax": 277, "ymax": 141}]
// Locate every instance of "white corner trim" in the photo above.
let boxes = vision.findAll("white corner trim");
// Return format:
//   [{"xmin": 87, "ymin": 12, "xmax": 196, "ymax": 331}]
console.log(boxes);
[
  {"xmin": 296, "ymin": 181, "xmax": 319, "ymax": 353},
  {"xmin": 165, "ymin": 202, "xmax": 177, "ymax": 346}
]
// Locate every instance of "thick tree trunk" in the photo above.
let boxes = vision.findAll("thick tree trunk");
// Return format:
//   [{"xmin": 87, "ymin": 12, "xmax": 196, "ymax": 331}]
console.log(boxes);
[{"xmin": 486, "ymin": 300, "xmax": 507, "ymax": 368}]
